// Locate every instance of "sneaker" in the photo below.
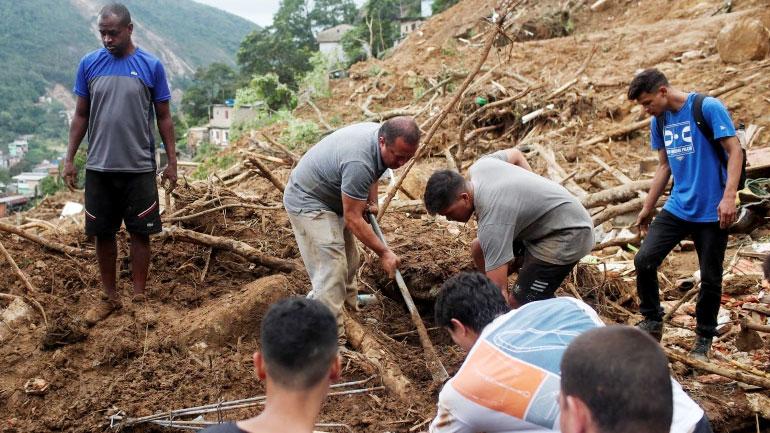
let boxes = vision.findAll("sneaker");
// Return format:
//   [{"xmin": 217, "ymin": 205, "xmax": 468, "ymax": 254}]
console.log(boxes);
[
  {"xmin": 689, "ymin": 335, "xmax": 712, "ymax": 361},
  {"xmin": 636, "ymin": 318, "xmax": 663, "ymax": 342},
  {"xmin": 84, "ymin": 297, "xmax": 122, "ymax": 326}
]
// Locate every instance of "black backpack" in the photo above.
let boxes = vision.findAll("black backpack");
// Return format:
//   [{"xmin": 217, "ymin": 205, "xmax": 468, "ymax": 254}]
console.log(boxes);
[{"xmin": 655, "ymin": 93, "xmax": 747, "ymax": 189}]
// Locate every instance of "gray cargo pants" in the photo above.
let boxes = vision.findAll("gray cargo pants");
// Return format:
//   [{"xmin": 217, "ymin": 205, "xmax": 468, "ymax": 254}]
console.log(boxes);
[{"xmin": 287, "ymin": 210, "xmax": 360, "ymax": 330}]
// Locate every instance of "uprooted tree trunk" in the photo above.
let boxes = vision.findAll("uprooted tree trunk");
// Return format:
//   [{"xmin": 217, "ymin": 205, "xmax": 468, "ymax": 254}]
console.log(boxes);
[
  {"xmin": 343, "ymin": 313, "xmax": 413, "ymax": 402},
  {"xmin": 158, "ymin": 226, "xmax": 297, "ymax": 273},
  {"xmin": 176, "ymin": 275, "xmax": 293, "ymax": 347}
]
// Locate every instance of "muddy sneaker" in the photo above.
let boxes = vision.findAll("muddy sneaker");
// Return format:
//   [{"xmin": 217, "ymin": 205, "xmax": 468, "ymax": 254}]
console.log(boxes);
[
  {"xmin": 689, "ymin": 335, "xmax": 712, "ymax": 361},
  {"xmin": 635, "ymin": 318, "xmax": 663, "ymax": 342},
  {"xmin": 84, "ymin": 297, "xmax": 122, "ymax": 327}
]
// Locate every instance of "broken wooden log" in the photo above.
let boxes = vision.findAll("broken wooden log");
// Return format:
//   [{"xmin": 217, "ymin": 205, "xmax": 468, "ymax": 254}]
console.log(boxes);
[
  {"xmin": 532, "ymin": 143, "xmax": 588, "ymax": 197},
  {"xmin": 665, "ymin": 348, "xmax": 770, "ymax": 389},
  {"xmin": 244, "ymin": 156, "xmax": 286, "ymax": 193},
  {"xmin": 388, "ymin": 200, "xmax": 426, "ymax": 214},
  {"xmin": 158, "ymin": 226, "xmax": 296, "ymax": 273},
  {"xmin": 0, "ymin": 221, "xmax": 93, "ymax": 258},
  {"xmin": 343, "ymin": 313, "xmax": 413, "ymax": 402},
  {"xmin": 580, "ymin": 180, "xmax": 653, "ymax": 209},
  {"xmin": 592, "ymin": 234, "xmax": 641, "ymax": 251},
  {"xmin": 592, "ymin": 196, "xmax": 667, "ymax": 226}
]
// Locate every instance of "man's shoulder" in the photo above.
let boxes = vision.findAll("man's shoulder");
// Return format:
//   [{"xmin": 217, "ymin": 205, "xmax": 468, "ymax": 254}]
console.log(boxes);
[
  {"xmin": 79, "ymin": 48, "xmax": 108, "ymax": 66},
  {"xmin": 133, "ymin": 48, "xmax": 165, "ymax": 68}
]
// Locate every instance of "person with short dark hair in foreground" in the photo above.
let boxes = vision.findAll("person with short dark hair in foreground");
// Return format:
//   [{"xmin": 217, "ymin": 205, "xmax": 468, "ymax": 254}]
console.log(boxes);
[
  {"xmin": 429, "ymin": 272, "xmax": 710, "ymax": 433},
  {"xmin": 200, "ymin": 298, "xmax": 340, "ymax": 433},
  {"xmin": 560, "ymin": 326, "xmax": 709, "ymax": 433}
]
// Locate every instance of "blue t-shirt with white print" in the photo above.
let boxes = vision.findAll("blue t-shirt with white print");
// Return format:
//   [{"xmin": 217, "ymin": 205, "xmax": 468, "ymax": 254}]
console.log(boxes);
[
  {"xmin": 651, "ymin": 93, "xmax": 735, "ymax": 223},
  {"xmin": 73, "ymin": 47, "xmax": 171, "ymax": 172}
]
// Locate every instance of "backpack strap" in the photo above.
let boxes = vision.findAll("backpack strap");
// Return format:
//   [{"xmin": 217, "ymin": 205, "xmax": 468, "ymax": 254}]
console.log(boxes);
[{"xmin": 692, "ymin": 93, "xmax": 726, "ymax": 165}]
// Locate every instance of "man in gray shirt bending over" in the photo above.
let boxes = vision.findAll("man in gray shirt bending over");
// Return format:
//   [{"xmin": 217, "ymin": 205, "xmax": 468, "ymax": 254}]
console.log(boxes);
[
  {"xmin": 284, "ymin": 117, "xmax": 420, "ymax": 335},
  {"xmin": 424, "ymin": 149, "xmax": 594, "ymax": 307}
]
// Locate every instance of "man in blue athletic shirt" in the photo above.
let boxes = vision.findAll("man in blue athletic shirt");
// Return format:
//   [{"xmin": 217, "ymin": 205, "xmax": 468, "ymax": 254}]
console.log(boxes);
[
  {"xmin": 627, "ymin": 69, "xmax": 742, "ymax": 360},
  {"xmin": 63, "ymin": 3, "xmax": 177, "ymax": 326}
]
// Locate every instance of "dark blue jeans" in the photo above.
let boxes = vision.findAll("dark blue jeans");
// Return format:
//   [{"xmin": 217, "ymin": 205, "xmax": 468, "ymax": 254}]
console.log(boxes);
[{"xmin": 634, "ymin": 210, "xmax": 728, "ymax": 338}]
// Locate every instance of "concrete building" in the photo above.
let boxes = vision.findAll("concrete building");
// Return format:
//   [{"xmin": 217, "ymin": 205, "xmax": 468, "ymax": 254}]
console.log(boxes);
[
  {"xmin": 207, "ymin": 104, "xmax": 260, "ymax": 147},
  {"xmin": 12, "ymin": 172, "xmax": 48, "ymax": 198},
  {"xmin": 316, "ymin": 24, "xmax": 354, "ymax": 64}
]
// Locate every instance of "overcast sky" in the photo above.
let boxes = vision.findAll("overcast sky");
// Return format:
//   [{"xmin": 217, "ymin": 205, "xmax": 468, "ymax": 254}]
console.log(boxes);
[{"xmin": 193, "ymin": 0, "xmax": 365, "ymax": 27}]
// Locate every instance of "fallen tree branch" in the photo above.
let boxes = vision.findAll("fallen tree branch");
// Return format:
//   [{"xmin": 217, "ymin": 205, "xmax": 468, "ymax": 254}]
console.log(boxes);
[
  {"xmin": 0, "ymin": 239, "xmax": 36, "ymax": 294},
  {"xmin": 592, "ymin": 196, "xmax": 666, "ymax": 226},
  {"xmin": 361, "ymin": 84, "xmax": 396, "ymax": 118},
  {"xmin": 662, "ymin": 285, "xmax": 699, "ymax": 323},
  {"xmin": 164, "ymin": 203, "xmax": 283, "ymax": 223},
  {"xmin": 546, "ymin": 44, "xmax": 597, "ymax": 99},
  {"xmin": 244, "ymin": 156, "xmax": 286, "ymax": 193},
  {"xmin": 0, "ymin": 221, "xmax": 93, "ymax": 257},
  {"xmin": 306, "ymin": 99, "xmax": 334, "ymax": 131},
  {"xmin": 592, "ymin": 234, "xmax": 641, "ymax": 251},
  {"xmin": 580, "ymin": 180, "xmax": 653, "ymax": 209},
  {"xmin": 457, "ymin": 86, "xmax": 535, "ymax": 162},
  {"xmin": 261, "ymin": 133, "xmax": 300, "ymax": 163},
  {"xmin": 377, "ymin": 0, "xmax": 524, "ymax": 220},
  {"xmin": 531, "ymin": 143, "xmax": 588, "ymax": 197},
  {"xmin": 665, "ymin": 348, "xmax": 770, "ymax": 389},
  {"xmin": 158, "ymin": 226, "xmax": 296, "ymax": 273},
  {"xmin": 343, "ymin": 312, "xmax": 413, "ymax": 402}
]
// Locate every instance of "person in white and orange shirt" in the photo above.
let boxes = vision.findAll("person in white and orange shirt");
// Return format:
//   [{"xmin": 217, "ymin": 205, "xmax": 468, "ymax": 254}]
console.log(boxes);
[{"xmin": 429, "ymin": 272, "xmax": 711, "ymax": 433}]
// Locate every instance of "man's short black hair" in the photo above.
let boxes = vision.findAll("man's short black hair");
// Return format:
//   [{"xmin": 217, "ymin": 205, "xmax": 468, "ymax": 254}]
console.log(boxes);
[
  {"xmin": 434, "ymin": 272, "xmax": 509, "ymax": 333},
  {"xmin": 261, "ymin": 297, "xmax": 338, "ymax": 390},
  {"xmin": 424, "ymin": 170, "xmax": 467, "ymax": 215},
  {"xmin": 99, "ymin": 3, "xmax": 132, "ymax": 27},
  {"xmin": 627, "ymin": 68, "xmax": 669, "ymax": 100},
  {"xmin": 561, "ymin": 326, "xmax": 673, "ymax": 433},
  {"xmin": 379, "ymin": 116, "xmax": 420, "ymax": 147}
]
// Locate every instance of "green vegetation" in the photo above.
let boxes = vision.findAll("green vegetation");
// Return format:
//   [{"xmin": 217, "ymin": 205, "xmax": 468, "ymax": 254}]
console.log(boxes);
[
  {"xmin": 181, "ymin": 63, "xmax": 240, "ymax": 126},
  {"xmin": 191, "ymin": 142, "xmax": 237, "ymax": 180},
  {"xmin": 236, "ymin": 74, "xmax": 297, "ymax": 111},
  {"xmin": 281, "ymin": 118, "xmax": 321, "ymax": 152},
  {"xmin": 121, "ymin": 0, "xmax": 256, "ymax": 69},
  {"xmin": 431, "ymin": 0, "xmax": 460, "ymax": 14}
]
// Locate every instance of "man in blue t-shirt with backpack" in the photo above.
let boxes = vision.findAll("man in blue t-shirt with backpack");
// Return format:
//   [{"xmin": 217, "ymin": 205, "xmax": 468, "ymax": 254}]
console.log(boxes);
[
  {"xmin": 64, "ymin": 3, "xmax": 177, "ymax": 326},
  {"xmin": 627, "ymin": 68, "xmax": 743, "ymax": 360}
]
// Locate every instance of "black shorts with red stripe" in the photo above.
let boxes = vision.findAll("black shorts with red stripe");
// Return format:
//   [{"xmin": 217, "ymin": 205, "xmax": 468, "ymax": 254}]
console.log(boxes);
[{"xmin": 84, "ymin": 170, "xmax": 162, "ymax": 237}]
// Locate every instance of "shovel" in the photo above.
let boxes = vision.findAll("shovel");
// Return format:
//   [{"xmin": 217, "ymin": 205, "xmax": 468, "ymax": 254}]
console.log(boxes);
[{"xmin": 368, "ymin": 213, "xmax": 449, "ymax": 383}]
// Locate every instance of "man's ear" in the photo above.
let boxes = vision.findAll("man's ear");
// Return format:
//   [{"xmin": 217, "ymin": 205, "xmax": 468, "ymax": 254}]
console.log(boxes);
[
  {"xmin": 658, "ymin": 85, "xmax": 668, "ymax": 98},
  {"xmin": 329, "ymin": 354, "xmax": 342, "ymax": 382},
  {"xmin": 254, "ymin": 352, "xmax": 267, "ymax": 381},
  {"xmin": 449, "ymin": 318, "xmax": 465, "ymax": 335},
  {"xmin": 560, "ymin": 394, "xmax": 592, "ymax": 433}
]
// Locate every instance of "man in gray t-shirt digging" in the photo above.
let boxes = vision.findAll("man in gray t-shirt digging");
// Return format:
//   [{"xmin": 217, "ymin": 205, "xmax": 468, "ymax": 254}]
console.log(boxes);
[
  {"xmin": 424, "ymin": 149, "xmax": 594, "ymax": 307},
  {"xmin": 284, "ymin": 117, "xmax": 420, "ymax": 335}
]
